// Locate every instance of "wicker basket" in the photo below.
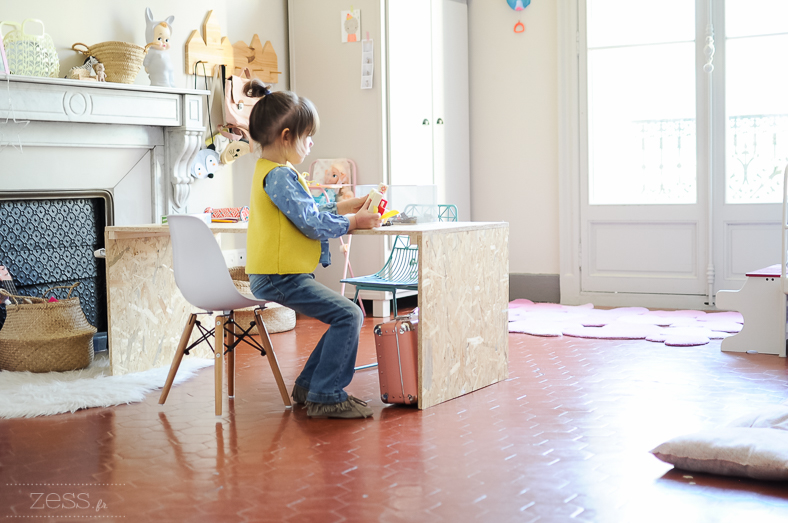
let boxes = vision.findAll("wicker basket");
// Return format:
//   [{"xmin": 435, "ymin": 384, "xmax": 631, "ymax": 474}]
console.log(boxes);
[
  {"xmin": 0, "ymin": 283, "xmax": 97, "ymax": 373},
  {"xmin": 71, "ymin": 41, "xmax": 145, "ymax": 84},
  {"xmin": 228, "ymin": 267, "xmax": 296, "ymax": 333}
]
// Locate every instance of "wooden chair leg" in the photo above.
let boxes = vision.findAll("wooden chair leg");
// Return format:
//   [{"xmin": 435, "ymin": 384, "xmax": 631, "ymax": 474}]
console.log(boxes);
[
  {"xmin": 254, "ymin": 308, "xmax": 292, "ymax": 408},
  {"xmin": 215, "ymin": 315, "xmax": 226, "ymax": 416},
  {"xmin": 227, "ymin": 312, "xmax": 236, "ymax": 399},
  {"xmin": 159, "ymin": 314, "xmax": 197, "ymax": 405}
]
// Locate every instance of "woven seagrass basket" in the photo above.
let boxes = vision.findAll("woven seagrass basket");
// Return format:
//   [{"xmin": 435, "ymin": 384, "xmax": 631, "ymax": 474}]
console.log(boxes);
[
  {"xmin": 228, "ymin": 267, "xmax": 296, "ymax": 333},
  {"xmin": 0, "ymin": 283, "xmax": 96, "ymax": 373},
  {"xmin": 71, "ymin": 42, "xmax": 145, "ymax": 84}
]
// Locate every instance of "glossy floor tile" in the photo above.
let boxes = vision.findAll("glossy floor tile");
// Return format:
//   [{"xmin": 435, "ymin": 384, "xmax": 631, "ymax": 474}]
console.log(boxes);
[{"xmin": 2, "ymin": 311, "xmax": 788, "ymax": 522}]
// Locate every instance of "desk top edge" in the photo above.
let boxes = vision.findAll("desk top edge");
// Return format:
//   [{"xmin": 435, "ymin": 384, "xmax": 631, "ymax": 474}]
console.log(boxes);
[
  {"xmin": 106, "ymin": 221, "xmax": 508, "ymax": 236},
  {"xmin": 351, "ymin": 222, "xmax": 508, "ymax": 235}
]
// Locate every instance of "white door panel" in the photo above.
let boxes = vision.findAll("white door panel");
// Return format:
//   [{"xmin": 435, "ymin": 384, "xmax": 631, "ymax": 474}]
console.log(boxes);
[
  {"xmin": 724, "ymin": 222, "xmax": 781, "ymax": 279},
  {"xmin": 575, "ymin": 0, "xmax": 785, "ymax": 305},
  {"xmin": 584, "ymin": 221, "xmax": 701, "ymax": 293},
  {"xmin": 388, "ymin": 0, "xmax": 433, "ymax": 186}
]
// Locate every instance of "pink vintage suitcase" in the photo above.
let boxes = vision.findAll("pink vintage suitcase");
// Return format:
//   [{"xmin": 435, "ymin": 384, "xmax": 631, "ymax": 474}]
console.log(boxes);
[{"xmin": 373, "ymin": 316, "xmax": 419, "ymax": 405}]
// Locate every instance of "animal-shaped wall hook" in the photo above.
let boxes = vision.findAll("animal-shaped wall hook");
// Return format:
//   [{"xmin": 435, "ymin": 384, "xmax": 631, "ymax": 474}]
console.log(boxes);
[{"xmin": 189, "ymin": 148, "xmax": 221, "ymax": 179}]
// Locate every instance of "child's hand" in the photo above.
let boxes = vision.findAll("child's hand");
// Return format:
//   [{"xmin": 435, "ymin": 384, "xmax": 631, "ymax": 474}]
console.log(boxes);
[
  {"xmin": 350, "ymin": 199, "xmax": 382, "ymax": 230},
  {"xmin": 347, "ymin": 196, "xmax": 368, "ymax": 213},
  {"xmin": 337, "ymin": 196, "xmax": 369, "ymax": 215}
]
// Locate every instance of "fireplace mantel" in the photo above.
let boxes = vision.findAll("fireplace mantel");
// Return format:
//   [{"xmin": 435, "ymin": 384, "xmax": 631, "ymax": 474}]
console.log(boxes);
[{"xmin": 0, "ymin": 74, "xmax": 210, "ymax": 218}]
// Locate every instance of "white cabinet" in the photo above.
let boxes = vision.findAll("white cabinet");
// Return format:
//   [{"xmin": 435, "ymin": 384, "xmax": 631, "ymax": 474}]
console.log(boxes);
[{"xmin": 387, "ymin": 0, "xmax": 470, "ymax": 220}]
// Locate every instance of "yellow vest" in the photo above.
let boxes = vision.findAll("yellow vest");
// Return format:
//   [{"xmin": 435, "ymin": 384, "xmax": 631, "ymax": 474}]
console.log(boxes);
[{"xmin": 246, "ymin": 159, "xmax": 321, "ymax": 274}]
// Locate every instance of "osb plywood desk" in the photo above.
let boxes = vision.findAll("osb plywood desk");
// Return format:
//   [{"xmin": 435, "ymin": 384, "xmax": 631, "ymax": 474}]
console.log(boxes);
[
  {"xmin": 104, "ymin": 223, "xmax": 248, "ymax": 375},
  {"xmin": 105, "ymin": 221, "xmax": 509, "ymax": 410},
  {"xmin": 352, "ymin": 222, "xmax": 509, "ymax": 409}
]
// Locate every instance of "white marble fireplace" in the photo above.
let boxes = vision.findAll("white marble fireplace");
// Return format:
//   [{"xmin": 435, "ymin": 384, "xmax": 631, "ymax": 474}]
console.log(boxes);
[{"xmin": 0, "ymin": 75, "xmax": 208, "ymax": 224}]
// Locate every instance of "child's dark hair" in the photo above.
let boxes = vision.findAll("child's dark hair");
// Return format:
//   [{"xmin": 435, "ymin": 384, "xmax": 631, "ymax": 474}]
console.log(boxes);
[{"xmin": 244, "ymin": 79, "xmax": 319, "ymax": 153}]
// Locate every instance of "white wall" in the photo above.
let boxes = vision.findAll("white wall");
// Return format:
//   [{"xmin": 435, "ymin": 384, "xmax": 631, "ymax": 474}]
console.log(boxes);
[
  {"xmin": 2, "ymin": 0, "xmax": 287, "ymax": 249},
  {"xmin": 0, "ymin": 0, "xmax": 288, "ymax": 239},
  {"xmin": 4, "ymin": 0, "xmax": 561, "ymax": 274},
  {"xmin": 467, "ymin": 1, "xmax": 559, "ymax": 275}
]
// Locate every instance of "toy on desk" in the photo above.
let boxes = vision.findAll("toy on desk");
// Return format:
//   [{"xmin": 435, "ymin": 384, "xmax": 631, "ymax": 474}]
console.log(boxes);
[
  {"xmin": 365, "ymin": 183, "xmax": 388, "ymax": 215},
  {"xmin": 94, "ymin": 63, "xmax": 106, "ymax": 82},
  {"xmin": 381, "ymin": 209, "xmax": 400, "ymax": 222},
  {"xmin": 143, "ymin": 8, "xmax": 175, "ymax": 88},
  {"xmin": 204, "ymin": 206, "xmax": 250, "ymax": 222},
  {"xmin": 387, "ymin": 212, "xmax": 417, "ymax": 225}
]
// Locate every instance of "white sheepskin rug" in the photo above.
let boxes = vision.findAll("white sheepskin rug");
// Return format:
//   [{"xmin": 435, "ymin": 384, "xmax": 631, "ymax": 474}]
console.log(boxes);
[{"xmin": 0, "ymin": 352, "xmax": 213, "ymax": 419}]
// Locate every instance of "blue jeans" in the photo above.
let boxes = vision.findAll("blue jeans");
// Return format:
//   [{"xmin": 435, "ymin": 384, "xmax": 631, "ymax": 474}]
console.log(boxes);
[{"xmin": 248, "ymin": 273, "xmax": 363, "ymax": 404}]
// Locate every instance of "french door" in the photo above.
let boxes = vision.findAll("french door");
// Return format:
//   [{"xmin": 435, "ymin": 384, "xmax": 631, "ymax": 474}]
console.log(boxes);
[{"xmin": 575, "ymin": 0, "xmax": 787, "ymax": 307}]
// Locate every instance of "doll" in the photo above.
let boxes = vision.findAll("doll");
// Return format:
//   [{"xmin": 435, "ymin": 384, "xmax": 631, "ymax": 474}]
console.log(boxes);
[
  {"xmin": 94, "ymin": 63, "xmax": 106, "ymax": 82},
  {"xmin": 143, "ymin": 8, "xmax": 175, "ymax": 88},
  {"xmin": 329, "ymin": 162, "xmax": 355, "ymax": 202},
  {"xmin": 309, "ymin": 168, "xmax": 337, "ymax": 206}
]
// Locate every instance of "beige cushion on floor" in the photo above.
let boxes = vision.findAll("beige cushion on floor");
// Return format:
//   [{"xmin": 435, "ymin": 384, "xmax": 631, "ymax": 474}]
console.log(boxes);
[
  {"xmin": 233, "ymin": 302, "xmax": 296, "ymax": 333},
  {"xmin": 229, "ymin": 267, "xmax": 296, "ymax": 334},
  {"xmin": 651, "ymin": 404, "xmax": 788, "ymax": 481}
]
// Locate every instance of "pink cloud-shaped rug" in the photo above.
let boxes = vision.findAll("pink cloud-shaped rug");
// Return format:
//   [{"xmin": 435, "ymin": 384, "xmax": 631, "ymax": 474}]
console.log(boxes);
[{"xmin": 508, "ymin": 300, "xmax": 743, "ymax": 347}]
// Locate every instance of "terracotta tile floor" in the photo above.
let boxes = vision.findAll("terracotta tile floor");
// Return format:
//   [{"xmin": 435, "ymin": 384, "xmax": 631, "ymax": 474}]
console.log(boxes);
[{"xmin": 2, "ymin": 311, "xmax": 788, "ymax": 522}]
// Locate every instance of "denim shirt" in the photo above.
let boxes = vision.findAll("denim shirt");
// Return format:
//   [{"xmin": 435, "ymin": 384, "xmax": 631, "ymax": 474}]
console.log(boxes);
[{"xmin": 263, "ymin": 166, "xmax": 350, "ymax": 267}]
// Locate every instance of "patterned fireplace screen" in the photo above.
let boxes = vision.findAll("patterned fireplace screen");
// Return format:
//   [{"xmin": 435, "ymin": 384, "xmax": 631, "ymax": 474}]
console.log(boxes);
[{"xmin": 0, "ymin": 197, "xmax": 107, "ymax": 333}]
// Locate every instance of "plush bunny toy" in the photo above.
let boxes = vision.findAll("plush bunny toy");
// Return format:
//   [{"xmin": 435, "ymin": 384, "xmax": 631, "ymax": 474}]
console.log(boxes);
[{"xmin": 143, "ymin": 8, "xmax": 175, "ymax": 88}]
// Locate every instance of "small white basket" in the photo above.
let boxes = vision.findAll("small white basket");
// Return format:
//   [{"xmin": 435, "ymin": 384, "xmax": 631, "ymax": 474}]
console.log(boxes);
[{"xmin": 0, "ymin": 19, "xmax": 59, "ymax": 77}]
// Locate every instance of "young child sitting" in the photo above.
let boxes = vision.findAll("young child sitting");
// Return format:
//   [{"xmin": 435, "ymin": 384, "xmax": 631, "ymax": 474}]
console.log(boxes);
[{"xmin": 244, "ymin": 79, "xmax": 382, "ymax": 419}]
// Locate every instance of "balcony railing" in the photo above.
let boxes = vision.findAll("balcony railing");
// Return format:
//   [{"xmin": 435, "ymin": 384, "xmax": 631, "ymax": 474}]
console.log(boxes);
[{"xmin": 633, "ymin": 114, "xmax": 788, "ymax": 204}]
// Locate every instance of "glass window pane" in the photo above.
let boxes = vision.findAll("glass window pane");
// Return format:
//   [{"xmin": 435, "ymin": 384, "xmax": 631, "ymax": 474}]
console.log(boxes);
[
  {"xmin": 587, "ymin": 0, "xmax": 694, "ymax": 48},
  {"xmin": 725, "ymin": 34, "xmax": 788, "ymax": 204},
  {"xmin": 726, "ymin": 0, "xmax": 788, "ymax": 39},
  {"xmin": 588, "ymin": 44, "xmax": 697, "ymax": 205}
]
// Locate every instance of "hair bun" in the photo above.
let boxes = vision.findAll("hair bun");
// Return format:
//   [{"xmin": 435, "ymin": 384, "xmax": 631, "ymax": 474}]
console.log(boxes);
[{"xmin": 244, "ymin": 78, "xmax": 272, "ymax": 98}]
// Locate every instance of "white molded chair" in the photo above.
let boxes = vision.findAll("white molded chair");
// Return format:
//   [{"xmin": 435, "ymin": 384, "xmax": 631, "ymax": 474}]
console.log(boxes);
[{"xmin": 158, "ymin": 214, "xmax": 291, "ymax": 415}]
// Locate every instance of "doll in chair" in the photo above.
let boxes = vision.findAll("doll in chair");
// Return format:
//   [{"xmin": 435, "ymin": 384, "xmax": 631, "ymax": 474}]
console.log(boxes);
[
  {"xmin": 327, "ymin": 162, "xmax": 354, "ymax": 202},
  {"xmin": 310, "ymin": 162, "xmax": 354, "ymax": 205}
]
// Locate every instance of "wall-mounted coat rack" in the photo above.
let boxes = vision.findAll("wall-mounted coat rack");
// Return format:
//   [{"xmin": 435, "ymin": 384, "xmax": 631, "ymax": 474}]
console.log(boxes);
[{"xmin": 185, "ymin": 11, "xmax": 280, "ymax": 83}]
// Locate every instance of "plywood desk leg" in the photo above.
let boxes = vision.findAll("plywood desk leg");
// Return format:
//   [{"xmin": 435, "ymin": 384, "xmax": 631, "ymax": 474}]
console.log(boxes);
[{"xmin": 215, "ymin": 315, "xmax": 226, "ymax": 416}]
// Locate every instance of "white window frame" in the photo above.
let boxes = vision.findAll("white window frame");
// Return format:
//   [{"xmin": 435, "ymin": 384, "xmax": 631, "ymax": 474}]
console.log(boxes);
[{"xmin": 558, "ymin": 0, "xmax": 718, "ymax": 308}]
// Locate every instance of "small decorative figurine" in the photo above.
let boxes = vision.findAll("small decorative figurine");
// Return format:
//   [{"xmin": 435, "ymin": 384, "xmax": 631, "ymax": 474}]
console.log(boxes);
[
  {"xmin": 143, "ymin": 8, "xmax": 175, "ymax": 88},
  {"xmin": 94, "ymin": 62, "xmax": 106, "ymax": 82},
  {"xmin": 67, "ymin": 56, "xmax": 99, "ymax": 80}
]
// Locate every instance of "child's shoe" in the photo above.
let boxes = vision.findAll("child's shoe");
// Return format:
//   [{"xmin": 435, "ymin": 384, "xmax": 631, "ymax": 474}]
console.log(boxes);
[
  {"xmin": 306, "ymin": 396, "xmax": 373, "ymax": 419},
  {"xmin": 292, "ymin": 384, "xmax": 309, "ymax": 405}
]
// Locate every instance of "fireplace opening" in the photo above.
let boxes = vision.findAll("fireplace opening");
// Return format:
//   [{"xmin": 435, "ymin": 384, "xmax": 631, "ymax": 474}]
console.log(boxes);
[{"xmin": 0, "ymin": 192, "xmax": 113, "ymax": 351}]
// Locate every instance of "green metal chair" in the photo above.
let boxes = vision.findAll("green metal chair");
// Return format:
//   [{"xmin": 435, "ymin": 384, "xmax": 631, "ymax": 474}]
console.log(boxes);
[{"xmin": 341, "ymin": 204, "xmax": 458, "ymax": 317}]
